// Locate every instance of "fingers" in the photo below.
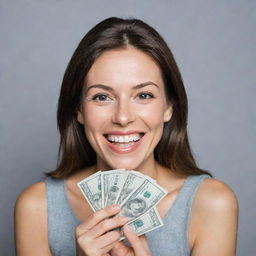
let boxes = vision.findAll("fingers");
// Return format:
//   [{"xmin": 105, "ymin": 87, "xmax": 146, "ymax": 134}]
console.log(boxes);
[
  {"xmin": 77, "ymin": 230, "xmax": 120, "ymax": 256},
  {"xmin": 86, "ymin": 231, "xmax": 120, "ymax": 256},
  {"xmin": 76, "ymin": 205, "xmax": 129, "ymax": 256},
  {"xmin": 138, "ymin": 235, "xmax": 150, "ymax": 251},
  {"xmin": 76, "ymin": 204, "xmax": 121, "ymax": 237},
  {"xmin": 122, "ymin": 225, "xmax": 151, "ymax": 256},
  {"xmin": 97, "ymin": 231, "xmax": 121, "ymax": 249},
  {"xmin": 88, "ymin": 216, "xmax": 128, "ymax": 238},
  {"xmin": 110, "ymin": 241, "xmax": 131, "ymax": 256}
]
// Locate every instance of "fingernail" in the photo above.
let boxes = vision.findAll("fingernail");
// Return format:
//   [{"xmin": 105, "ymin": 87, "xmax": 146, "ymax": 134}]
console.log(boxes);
[
  {"xmin": 111, "ymin": 204, "xmax": 120, "ymax": 211},
  {"xmin": 120, "ymin": 216, "xmax": 129, "ymax": 222},
  {"xmin": 123, "ymin": 224, "xmax": 132, "ymax": 232}
]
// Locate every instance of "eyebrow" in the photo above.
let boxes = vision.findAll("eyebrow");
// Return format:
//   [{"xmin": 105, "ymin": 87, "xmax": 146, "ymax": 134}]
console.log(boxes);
[{"xmin": 85, "ymin": 81, "xmax": 159, "ymax": 93}]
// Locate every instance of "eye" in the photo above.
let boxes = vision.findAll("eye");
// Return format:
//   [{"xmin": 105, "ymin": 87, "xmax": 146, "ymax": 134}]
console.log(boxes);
[
  {"xmin": 137, "ymin": 92, "xmax": 154, "ymax": 100},
  {"xmin": 92, "ymin": 94, "xmax": 112, "ymax": 101}
]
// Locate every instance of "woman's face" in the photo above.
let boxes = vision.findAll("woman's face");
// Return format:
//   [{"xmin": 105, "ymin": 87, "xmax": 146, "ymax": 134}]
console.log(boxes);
[{"xmin": 77, "ymin": 46, "xmax": 172, "ymax": 171}]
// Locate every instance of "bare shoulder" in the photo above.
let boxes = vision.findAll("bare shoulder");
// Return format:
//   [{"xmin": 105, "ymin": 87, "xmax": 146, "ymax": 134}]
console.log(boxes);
[
  {"xmin": 15, "ymin": 181, "xmax": 47, "ymax": 212},
  {"xmin": 189, "ymin": 177, "xmax": 239, "ymax": 255},
  {"xmin": 15, "ymin": 181, "xmax": 51, "ymax": 255},
  {"xmin": 195, "ymin": 177, "xmax": 238, "ymax": 212},
  {"xmin": 15, "ymin": 181, "xmax": 48, "ymax": 225}
]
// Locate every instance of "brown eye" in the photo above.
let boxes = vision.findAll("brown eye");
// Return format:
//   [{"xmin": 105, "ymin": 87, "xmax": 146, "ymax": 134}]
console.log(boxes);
[
  {"xmin": 92, "ymin": 94, "xmax": 112, "ymax": 101},
  {"xmin": 137, "ymin": 92, "xmax": 154, "ymax": 100}
]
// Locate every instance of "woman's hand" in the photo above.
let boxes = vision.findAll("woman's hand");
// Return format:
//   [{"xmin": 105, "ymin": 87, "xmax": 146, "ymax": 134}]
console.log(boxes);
[
  {"xmin": 110, "ymin": 224, "xmax": 152, "ymax": 256},
  {"xmin": 76, "ymin": 205, "xmax": 128, "ymax": 256}
]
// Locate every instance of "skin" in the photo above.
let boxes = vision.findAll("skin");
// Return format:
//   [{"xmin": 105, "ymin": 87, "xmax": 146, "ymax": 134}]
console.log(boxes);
[
  {"xmin": 15, "ymin": 47, "xmax": 238, "ymax": 256},
  {"xmin": 77, "ymin": 46, "xmax": 173, "ymax": 172}
]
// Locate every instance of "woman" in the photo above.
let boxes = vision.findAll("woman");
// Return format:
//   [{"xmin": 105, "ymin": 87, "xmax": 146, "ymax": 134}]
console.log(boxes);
[{"xmin": 15, "ymin": 17, "xmax": 238, "ymax": 256}]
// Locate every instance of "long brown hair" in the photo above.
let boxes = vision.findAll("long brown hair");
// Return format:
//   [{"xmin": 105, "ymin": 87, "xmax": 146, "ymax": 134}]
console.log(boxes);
[{"xmin": 47, "ymin": 17, "xmax": 212, "ymax": 178}]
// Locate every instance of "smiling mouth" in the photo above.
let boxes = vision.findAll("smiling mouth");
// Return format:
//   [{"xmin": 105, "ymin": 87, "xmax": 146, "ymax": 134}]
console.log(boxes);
[{"xmin": 103, "ymin": 133, "xmax": 145, "ymax": 148}]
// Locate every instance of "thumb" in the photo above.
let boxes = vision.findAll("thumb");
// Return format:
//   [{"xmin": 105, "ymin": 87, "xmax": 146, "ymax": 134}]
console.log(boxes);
[
  {"xmin": 111, "ymin": 241, "xmax": 130, "ymax": 256},
  {"xmin": 122, "ymin": 224, "xmax": 151, "ymax": 255}
]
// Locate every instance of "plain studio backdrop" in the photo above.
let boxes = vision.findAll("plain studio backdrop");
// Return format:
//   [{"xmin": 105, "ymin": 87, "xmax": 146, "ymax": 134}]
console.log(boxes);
[{"xmin": 0, "ymin": 0, "xmax": 255, "ymax": 255}]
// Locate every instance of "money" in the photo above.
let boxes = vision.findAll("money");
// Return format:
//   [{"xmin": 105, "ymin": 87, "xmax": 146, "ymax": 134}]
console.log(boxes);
[
  {"xmin": 77, "ymin": 169, "xmax": 167, "ymax": 237},
  {"xmin": 77, "ymin": 171, "xmax": 103, "ymax": 211},
  {"xmin": 102, "ymin": 169, "xmax": 127, "ymax": 207},
  {"xmin": 120, "ymin": 207, "xmax": 163, "ymax": 240},
  {"xmin": 116, "ymin": 171, "xmax": 145, "ymax": 205},
  {"xmin": 118, "ymin": 178, "xmax": 167, "ymax": 222}
]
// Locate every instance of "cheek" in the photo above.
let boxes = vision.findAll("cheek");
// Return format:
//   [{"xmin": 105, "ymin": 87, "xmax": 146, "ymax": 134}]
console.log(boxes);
[
  {"xmin": 136, "ymin": 103, "xmax": 166, "ymax": 127},
  {"xmin": 82, "ymin": 106, "xmax": 111, "ymax": 143},
  {"xmin": 84, "ymin": 106, "xmax": 110, "ymax": 128}
]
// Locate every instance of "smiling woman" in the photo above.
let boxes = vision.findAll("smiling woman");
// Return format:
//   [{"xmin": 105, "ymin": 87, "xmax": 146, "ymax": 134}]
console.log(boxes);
[
  {"xmin": 14, "ymin": 17, "xmax": 238, "ymax": 256},
  {"xmin": 77, "ymin": 47, "xmax": 173, "ymax": 168}
]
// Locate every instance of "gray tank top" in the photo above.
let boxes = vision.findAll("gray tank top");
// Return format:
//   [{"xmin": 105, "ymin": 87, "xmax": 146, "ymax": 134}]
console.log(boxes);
[{"xmin": 45, "ymin": 174, "xmax": 211, "ymax": 256}]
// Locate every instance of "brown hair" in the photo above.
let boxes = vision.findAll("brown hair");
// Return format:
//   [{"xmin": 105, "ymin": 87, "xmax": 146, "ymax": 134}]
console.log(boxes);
[{"xmin": 47, "ymin": 17, "xmax": 212, "ymax": 178}]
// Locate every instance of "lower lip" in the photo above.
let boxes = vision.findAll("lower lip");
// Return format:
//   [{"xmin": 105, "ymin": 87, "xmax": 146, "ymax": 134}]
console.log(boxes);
[{"xmin": 104, "ymin": 135, "xmax": 144, "ymax": 154}]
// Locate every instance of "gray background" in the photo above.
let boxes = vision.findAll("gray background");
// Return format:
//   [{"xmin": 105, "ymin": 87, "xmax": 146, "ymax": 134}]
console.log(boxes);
[{"xmin": 0, "ymin": 0, "xmax": 255, "ymax": 255}]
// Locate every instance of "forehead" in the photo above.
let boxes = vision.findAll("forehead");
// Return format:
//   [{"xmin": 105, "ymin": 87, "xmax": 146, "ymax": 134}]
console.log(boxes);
[{"xmin": 86, "ymin": 47, "xmax": 164, "ymax": 88}]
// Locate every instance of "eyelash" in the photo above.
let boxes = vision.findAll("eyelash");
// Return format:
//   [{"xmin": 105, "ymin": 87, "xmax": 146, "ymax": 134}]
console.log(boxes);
[
  {"xmin": 92, "ymin": 94, "xmax": 112, "ymax": 101},
  {"xmin": 137, "ymin": 92, "xmax": 154, "ymax": 99},
  {"xmin": 91, "ymin": 92, "xmax": 155, "ymax": 102}
]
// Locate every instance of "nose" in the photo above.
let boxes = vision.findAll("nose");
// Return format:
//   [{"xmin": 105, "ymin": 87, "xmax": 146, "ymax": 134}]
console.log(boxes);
[{"xmin": 111, "ymin": 98, "xmax": 135, "ymax": 126}]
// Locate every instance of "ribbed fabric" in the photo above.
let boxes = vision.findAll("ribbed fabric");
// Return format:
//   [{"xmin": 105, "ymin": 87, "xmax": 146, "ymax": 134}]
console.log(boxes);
[
  {"xmin": 45, "ymin": 174, "xmax": 211, "ymax": 256},
  {"xmin": 45, "ymin": 178, "xmax": 79, "ymax": 256},
  {"xmin": 146, "ymin": 174, "xmax": 211, "ymax": 256}
]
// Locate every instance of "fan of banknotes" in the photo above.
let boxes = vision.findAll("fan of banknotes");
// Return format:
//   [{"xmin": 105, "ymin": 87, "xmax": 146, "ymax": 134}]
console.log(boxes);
[{"xmin": 77, "ymin": 169, "xmax": 167, "ymax": 239}]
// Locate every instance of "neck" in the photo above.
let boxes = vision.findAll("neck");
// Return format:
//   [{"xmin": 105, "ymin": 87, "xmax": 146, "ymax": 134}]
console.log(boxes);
[{"xmin": 95, "ymin": 154, "xmax": 160, "ymax": 181}]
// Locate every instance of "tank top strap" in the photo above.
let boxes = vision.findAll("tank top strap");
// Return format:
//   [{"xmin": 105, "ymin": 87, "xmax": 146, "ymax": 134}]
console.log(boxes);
[
  {"xmin": 45, "ymin": 177, "xmax": 79, "ymax": 256},
  {"xmin": 174, "ymin": 174, "xmax": 211, "ymax": 211},
  {"xmin": 146, "ymin": 174, "xmax": 211, "ymax": 256}
]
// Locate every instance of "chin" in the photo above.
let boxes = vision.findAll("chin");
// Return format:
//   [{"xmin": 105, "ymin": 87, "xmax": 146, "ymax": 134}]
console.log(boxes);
[{"xmin": 106, "ymin": 159, "xmax": 143, "ymax": 171}]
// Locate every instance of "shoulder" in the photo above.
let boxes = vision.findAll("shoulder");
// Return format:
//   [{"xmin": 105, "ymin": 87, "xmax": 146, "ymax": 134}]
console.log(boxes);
[
  {"xmin": 189, "ymin": 177, "xmax": 238, "ymax": 254},
  {"xmin": 15, "ymin": 181, "xmax": 47, "ymax": 215},
  {"xmin": 195, "ymin": 177, "xmax": 238, "ymax": 212},
  {"xmin": 15, "ymin": 181, "xmax": 51, "ymax": 255}
]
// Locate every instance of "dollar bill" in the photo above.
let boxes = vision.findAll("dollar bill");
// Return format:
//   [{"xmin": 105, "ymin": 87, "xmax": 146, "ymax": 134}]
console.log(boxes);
[
  {"xmin": 120, "ymin": 206, "xmax": 163, "ymax": 240},
  {"xmin": 116, "ymin": 171, "xmax": 145, "ymax": 206},
  {"xmin": 118, "ymin": 178, "xmax": 167, "ymax": 222},
  {"xmin": 77, "ymin": 169, "xmax": 167, "ymax": 238},
  {"xmin": 129, "ymin": 206, "xmax": 163, "ymax": 235},
  {"xmin": 77, "ymin": 171, "xmax": 102, "ymax": 211},
  {"xmin": 102, "ymin": 169, "xmax": 127, "ymax": 207}
]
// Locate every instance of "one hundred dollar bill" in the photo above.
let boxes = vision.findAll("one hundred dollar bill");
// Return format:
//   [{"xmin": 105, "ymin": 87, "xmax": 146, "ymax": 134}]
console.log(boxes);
[
  {"xmin": 77, "ymin": 169, "xmax": 167, "ymax": 238},
  {"xmin": 102, "ymin": 169, "xmax": 127, "ymax": 207},
  {"xmin": 118, "ymin": 178, "xmax": 167, "ymax": 222},
  {"xmin": 77, "ymin": 171, "xmax": 102, "ymax": 211},
  {"xmin": 116, "ymin": 171, "xmax": 145, "ymax": 206},
  {"xmin": 120, "ymin": 206, "xmax": 163, "ymax": 240}
]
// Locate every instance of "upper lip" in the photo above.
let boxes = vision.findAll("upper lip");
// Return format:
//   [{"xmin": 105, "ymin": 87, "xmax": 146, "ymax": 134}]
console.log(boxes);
[{"xmin": 104, "ymin": 130, "xmax": 145, "ymax": 136}]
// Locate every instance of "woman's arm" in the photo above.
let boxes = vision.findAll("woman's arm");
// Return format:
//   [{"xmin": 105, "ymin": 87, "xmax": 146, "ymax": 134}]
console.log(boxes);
[
  {"xmin": 190, "ymin": 178, "xmax": 239, "ymax": 256},
  {"xmin": 14, "ymin": 182, "xmax": 52, "ymax": 256}
]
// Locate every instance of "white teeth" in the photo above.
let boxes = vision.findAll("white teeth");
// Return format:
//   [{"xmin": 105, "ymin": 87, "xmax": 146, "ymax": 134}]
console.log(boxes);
[{"xmin": 106, "ymin": 133, "xmax": 142, "ymax": 143}]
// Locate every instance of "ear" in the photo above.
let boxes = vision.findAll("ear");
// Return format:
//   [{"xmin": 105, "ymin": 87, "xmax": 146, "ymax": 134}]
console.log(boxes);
[
  {"xmin": 164, "ymin": 104, "xmax": 173, "ymax": 122},
  {"xmin": 77, "ymin": 111, "xmax": 84, "ymax": 124}
]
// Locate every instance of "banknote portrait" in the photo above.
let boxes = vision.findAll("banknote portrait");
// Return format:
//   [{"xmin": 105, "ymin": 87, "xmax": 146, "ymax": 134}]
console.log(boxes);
[{"xmin": 121, "ymin": 198, "xmax": 147, "ymax": 218}]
